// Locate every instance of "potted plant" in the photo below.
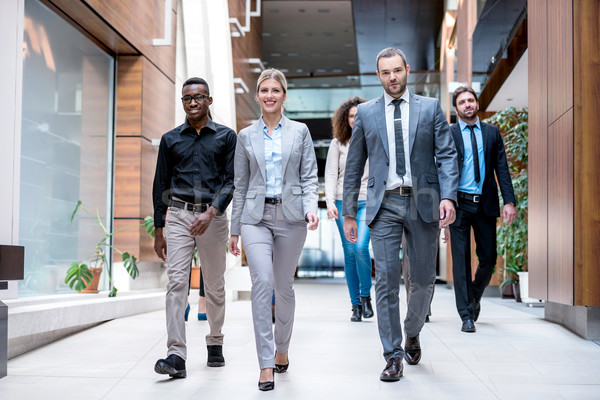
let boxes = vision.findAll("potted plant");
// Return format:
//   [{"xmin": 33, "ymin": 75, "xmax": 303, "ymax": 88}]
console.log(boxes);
[
  {"xmin": 65, "ymin": 200, "xmax": 154, "ymax": 297},
  {"xmin": 485, "ymin": 107, "xmax": 528, "ymax": 302}
]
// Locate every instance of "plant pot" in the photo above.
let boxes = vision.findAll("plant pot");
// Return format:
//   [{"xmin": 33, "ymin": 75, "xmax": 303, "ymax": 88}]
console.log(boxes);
[
  {"xmin": 500, "ymin": 283, "xmax": 514, "ymax": 298},
  {"xmin": 79, "ymin": 267, "xmax": 103, "ymax": 293},
  {"xmin": 512, "ymin": 281, "xmax": 521, "ymax": 302},
  {"xmin": 190, "ymin": 266, "xmax": 202, "ymax": 289}
]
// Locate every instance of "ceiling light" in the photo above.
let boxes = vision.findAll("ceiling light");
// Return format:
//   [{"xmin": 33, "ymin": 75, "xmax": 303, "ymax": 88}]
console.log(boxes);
[
  {"xmin": 296, "ymin": 69, "xmax": 303, "ymax": 73},
  {"xmin": 288, "ymin": 52, "xmax": 298, "ymax": 56},
  {"xmin": 271, "ymin": 53, "xmax": 281, "ymax": 57},
  {"xmin": 262, "ymin": 32, "xmax": 271, "ymax": 37}
]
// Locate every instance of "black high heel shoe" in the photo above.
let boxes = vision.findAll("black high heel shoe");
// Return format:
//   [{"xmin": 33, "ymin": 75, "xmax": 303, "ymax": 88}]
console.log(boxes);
[
  {"xmin": 258, "ymin": 368, "xmax": 275, "ymax": 391},
  {"xmin": 274, "ymin": 352, "xmax": 289, "ymax": 373}
]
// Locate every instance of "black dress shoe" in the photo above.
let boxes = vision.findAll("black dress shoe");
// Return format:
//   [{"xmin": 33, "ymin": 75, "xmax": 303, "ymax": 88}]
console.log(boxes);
[
  {"xmin": 155, "ymin": 354, "xmax": 187, "ymax": 378},
  {"xmin": 207, "ymin": 345, "xmax": 226, "ymax": 367},
  {"xmin": 360, "ymin": 296, "xmax": 374, "ymax": 318},
  {"xmin": 380, "ymin": 357, "xmax": 403, "ymax": 381},
  {"xmin": 461, "ymin": 318, "xmax": 476, "ymax": 333},
  {"xmin": 351, "ymin": 304, "xmax": 362, "ymax": 322},
  {"xmin": 472, "ymin": 301, "xmax": 481, "ymax": 322},
  {"xmin": 404, "ymin": 335, "xmax": 421, "ymax": 365}
]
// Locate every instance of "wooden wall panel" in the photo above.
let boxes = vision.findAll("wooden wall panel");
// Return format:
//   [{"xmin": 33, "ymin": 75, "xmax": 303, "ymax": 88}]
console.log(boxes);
[
  {"xmin": 574, "ymin": 0, "xmax": 600, "ymax": 306},
  {"xmin": 116, "ymin": 56, "xmax": 143, "ymax": 136},
  {"xmin": 83, "ymin": 0, "xmax": 177, "ymax": 82},
  {"xmin": 114, "ymin": 57, "xmax": 173, "ymax": 262},
  {"xmin": 547, "ymin": 109, "xmax": 574, "ymax": 305},
  {"xmin": 547, "ymin": 0, "xmax": 573, "ymax": 124},
  {"xmin": 114, "ymin": 137, "xmax": 142, "ymax": 218},
  {"xmin": 527, "ymin": 0, "xmax": 548, "ymax": 300},
  {"xmin": 229, "ymin": 0, "xmax": 262, "ymax": 131}
]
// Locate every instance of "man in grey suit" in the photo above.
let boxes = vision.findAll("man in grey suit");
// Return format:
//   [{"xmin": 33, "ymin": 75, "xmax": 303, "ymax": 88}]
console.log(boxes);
[{"xmin": 343, "ymin": 48, "xmax": 459, "ymax": 381}]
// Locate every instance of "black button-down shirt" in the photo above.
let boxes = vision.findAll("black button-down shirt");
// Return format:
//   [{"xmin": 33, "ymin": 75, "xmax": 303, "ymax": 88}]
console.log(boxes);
[{"xmin": 152, "ymin": 118, "xmax": 237, "ymax": 227}]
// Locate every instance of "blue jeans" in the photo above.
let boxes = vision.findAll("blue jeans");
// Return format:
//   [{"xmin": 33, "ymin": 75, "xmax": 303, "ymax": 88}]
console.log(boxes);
[{"xmin": 335, "ymin": 200, "xmax": 372, "ymax": 305}]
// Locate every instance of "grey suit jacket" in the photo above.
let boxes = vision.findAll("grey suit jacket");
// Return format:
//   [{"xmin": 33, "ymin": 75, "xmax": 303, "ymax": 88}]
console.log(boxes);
[
  {"xmin": 230, "ymin": 116, "xmax": 319, "ymax": 236},
  {"xmin": 342, "ymin": 93, "xmax": 459, "ymax": 225}
]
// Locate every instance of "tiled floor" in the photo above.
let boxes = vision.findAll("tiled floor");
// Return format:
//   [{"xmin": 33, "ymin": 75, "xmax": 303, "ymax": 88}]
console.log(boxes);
[{"xmin": 2, "ymin": 281, "xmax": 600, "ymax": 400}]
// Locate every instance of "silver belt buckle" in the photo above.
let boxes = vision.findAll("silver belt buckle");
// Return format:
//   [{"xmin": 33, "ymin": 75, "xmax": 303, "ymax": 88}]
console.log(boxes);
[{"xmin": 472, "ymin": 195, "xmax": 480, "ymax": 203}]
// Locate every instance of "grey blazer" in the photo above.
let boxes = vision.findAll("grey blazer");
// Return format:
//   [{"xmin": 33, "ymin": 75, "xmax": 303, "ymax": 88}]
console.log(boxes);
[
  {"xmin": 342, "ymin": 93, "xmax": 459, "ymax": 225},
  {"xmin": 230, "ymin": 116, "xmax": 319, "ymax": 236}
]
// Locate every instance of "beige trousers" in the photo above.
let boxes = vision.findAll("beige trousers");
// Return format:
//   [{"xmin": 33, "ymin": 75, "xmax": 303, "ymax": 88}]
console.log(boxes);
[{"xmin": 165, "ymin": 207, "xmax": 229, "ymax": 360}]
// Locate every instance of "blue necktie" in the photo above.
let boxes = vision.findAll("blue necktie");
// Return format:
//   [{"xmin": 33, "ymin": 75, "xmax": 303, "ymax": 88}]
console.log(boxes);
[{"xmin": 392, "ymin": 99, "xmax": 406, "ymax": 177}]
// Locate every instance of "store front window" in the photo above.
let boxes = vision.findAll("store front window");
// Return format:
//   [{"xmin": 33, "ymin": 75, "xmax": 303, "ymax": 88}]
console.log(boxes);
[{"xmin": 19, "ymin": 0, "xmax": 115, "ymax": 296}]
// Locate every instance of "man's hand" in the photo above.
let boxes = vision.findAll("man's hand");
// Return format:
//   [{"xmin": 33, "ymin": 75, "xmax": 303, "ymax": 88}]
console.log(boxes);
[
  {"xmin": 228, "ymin": 235, "xmax": 241, "ymax": 257},
  {"xmin": 306, "ymin": 212, "xmax": 319, "ymax": 230},
  {"xmin": 503, "ymin": 203, "xmax": 517, "ymax": 224},
  {"xmin": 327, "ymin": 206, "xmax": 338, "ymax": 220},
  {"xmin": 344, "ymin": 216, "xmax": 358, "ymax": 243},
  {"xmin": 189, "ymin": 206, "xmax": 217, "ymax": 236},
  {"xmin": 439, "ymin": 199, "xmax": 456, "ymax": 229},
  {"xmin": 154, "ymin": 227, "xmax": 167, "ymax": 261}
]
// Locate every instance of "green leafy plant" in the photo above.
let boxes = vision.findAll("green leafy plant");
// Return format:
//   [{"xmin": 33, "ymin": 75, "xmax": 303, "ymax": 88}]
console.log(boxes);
[
  {"xmin": 484, "ymin": 107, "xmax": 528, "ymax": 290},
  {"xmin": 66, "ymin": 200, "xmax": 155, "ymax": 297}
]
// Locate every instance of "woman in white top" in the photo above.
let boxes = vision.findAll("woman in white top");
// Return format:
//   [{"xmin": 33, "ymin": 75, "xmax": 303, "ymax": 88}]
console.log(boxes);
[{"xmin": 325, "ymin": 96, "xmax": 373, "ymax": 322}]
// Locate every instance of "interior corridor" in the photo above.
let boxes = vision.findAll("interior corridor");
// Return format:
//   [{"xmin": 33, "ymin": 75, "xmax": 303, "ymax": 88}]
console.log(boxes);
[{"xmin": 1, "ymin": 281, "xmax": 599, "ymax": 400}]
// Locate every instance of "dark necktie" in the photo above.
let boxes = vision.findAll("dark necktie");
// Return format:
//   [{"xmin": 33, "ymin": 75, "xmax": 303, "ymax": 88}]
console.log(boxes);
[
  {"xmin": 467, "ymin": 124, "xmax": 481, "ymax": 183},
  {"xmin": 392, "ymin": 98, "xmax": 406, "ymax": 177}
]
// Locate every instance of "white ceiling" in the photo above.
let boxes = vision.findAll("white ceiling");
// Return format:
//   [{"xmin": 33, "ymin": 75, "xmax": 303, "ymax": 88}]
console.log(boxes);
[{"xmin": 486, "ymin": 49, "xmax": 528, "ymax": 112}]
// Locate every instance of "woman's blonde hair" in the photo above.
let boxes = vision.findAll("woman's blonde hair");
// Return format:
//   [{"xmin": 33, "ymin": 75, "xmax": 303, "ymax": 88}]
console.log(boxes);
[{"xmin": 256, "ymin": 68, "xmax": 288, "ymax": 93}]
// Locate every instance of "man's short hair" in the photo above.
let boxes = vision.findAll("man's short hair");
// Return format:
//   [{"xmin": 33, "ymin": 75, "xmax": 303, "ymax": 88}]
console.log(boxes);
[
  {"xmin": 182, "ymin": 77, "xmax": 210, "ymax": 95},
  {"xmin": 452, "ymin": 86, "xmax": 477, "ymax": 107},
  {"xmin": 376, "ymin": 47, "xmax": 408, "ymax": 71}
]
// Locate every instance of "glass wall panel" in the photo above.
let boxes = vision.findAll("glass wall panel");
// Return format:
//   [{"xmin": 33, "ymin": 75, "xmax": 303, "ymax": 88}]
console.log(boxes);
[{"xmin": 19, "ymin": 0, "xmax": 114, "ymax": 296}]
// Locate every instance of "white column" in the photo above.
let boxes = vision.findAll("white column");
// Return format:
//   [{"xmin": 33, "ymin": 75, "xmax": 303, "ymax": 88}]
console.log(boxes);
[
  {"xmin": 0, "ymin": 0, "xmax": 24, "ymax": 299},
  {"xmin": 178, "ymin": 0, "xmax": 236, "ymax": 129}
]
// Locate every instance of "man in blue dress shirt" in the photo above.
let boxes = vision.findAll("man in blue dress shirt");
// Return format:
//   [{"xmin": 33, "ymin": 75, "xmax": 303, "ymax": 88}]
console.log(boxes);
[{"xmin": 447, "ymin": 86, "xmax": 516, "ymax": 333}]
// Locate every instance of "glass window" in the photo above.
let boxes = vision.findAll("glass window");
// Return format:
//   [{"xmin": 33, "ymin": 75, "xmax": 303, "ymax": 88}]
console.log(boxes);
[{"xmin": 19, "ymin": 0, "xmax": 115, "ymax": 296}]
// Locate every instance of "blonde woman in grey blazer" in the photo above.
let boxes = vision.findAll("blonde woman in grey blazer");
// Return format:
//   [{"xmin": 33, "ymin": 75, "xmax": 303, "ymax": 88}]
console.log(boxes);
[{"xmin": 229, "ymin": 68, "xmax": 319, "ymax": 391}]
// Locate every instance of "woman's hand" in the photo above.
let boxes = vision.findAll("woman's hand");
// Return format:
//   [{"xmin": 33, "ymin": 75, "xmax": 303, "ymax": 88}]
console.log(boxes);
[
  {"xmin": 326, "ymin": 206, "xmax": 338, "ymax": 220},
  {"xmin": 228, "ymin": 235, "xmax": 241, "ymax": 256},
  {"xmin": 305, "ymin": 212, "xmax": 319, "ymax": 230}
]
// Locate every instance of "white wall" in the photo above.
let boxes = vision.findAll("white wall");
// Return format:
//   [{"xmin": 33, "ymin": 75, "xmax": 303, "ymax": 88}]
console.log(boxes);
[
  {"xmin": 178, "ymin": 0, "xmax": 237, "ymax": 129},
  {"xmin": 0, "ymin": 0, "xmax": 24, "ymax": 299}
]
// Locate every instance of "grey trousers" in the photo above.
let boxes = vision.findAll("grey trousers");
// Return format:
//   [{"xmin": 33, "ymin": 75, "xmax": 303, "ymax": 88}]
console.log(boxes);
[
  {"xmin": 165, "ymin": 207, "xmax": 229, "ymax": 360},
  {"xmin": 402, "ymin": 234, "xmax": 433, "ymax": 317},
  {"xmin": 241, "ymin": 203, "xmax": 307, "ymax": 370},
  {"xmin": 369, "ymin": 191, "xmax": 438, "ymax": 361}
]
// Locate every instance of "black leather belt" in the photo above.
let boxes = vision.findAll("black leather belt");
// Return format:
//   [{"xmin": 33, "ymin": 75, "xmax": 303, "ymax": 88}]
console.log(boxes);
[
  {"xmin": 168, "ymin": 199, "xmax": 211, "ymax": 213},
  {"xmin": 265, "ymin": 197, "xmax": 283, "ymax": 204},
  {"xmin": 458, "ymin": 192, "xmax": 481, "ymax": 203},
  {"xmin": 387, "ymin": 186, "xmax": 412, "ymax": 196}
]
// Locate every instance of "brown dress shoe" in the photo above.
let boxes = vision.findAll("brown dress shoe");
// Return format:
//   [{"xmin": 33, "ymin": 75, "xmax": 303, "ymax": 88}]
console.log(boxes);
[
  {"xmin": 404, "ymin": 335, "xmax": 421, "ymax": 365},
  {"xmin": 380, "ymin": 357, "xmax": 403, "ymax": 381}
]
